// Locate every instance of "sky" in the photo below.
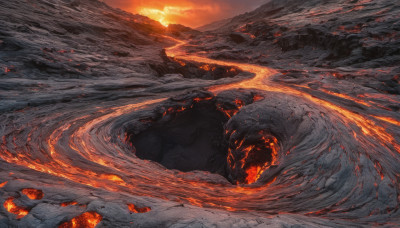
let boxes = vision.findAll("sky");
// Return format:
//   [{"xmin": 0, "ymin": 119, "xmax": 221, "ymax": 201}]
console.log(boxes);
[{"xmin": 103, "ymin": 0, "xmax": 266, "ymax": 28}]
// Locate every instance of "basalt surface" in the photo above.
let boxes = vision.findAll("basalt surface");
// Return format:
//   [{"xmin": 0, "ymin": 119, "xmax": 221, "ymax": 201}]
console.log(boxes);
[{"xmin": 1, "ymin": 0, "xmax": 400, "ymax": 227}]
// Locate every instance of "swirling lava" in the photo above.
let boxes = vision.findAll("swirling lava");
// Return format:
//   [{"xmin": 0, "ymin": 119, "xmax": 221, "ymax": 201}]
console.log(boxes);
[{"xmin": 0, "ymin": 36, "xmax": 399, "ymax": 226}]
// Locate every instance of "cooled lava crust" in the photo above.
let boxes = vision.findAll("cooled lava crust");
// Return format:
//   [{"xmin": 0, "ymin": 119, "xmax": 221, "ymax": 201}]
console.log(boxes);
[{"xmin": 1, "ymin": 0, "xmax": 400, "ymax": 227}]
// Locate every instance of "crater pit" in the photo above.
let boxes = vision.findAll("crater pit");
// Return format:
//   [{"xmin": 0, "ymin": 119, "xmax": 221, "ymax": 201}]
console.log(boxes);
[{"xmin": 126, "ymin": 90, "xmax": 280, "ymax": 185}]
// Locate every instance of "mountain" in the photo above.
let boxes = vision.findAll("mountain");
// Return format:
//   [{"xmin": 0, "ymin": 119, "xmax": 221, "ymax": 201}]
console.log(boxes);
[
  {"xmin": 196, "ymin": 0, "xmax": 400, "ymax": 70},
  {"xmin": 196, "ymin": 17, "xmax": 232, "ymax": 32}
]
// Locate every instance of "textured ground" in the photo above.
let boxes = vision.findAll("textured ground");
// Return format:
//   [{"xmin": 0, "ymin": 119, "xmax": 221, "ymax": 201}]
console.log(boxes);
[{"xmin": 1, "ymin": 0, "xmax": 400, "ymax": 227}]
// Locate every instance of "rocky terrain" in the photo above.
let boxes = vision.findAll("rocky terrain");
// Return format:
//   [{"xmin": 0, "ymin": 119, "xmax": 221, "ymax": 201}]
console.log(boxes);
[{"xmin": 1, "ymin": 0, "xmax": 400, "ymax": 227}]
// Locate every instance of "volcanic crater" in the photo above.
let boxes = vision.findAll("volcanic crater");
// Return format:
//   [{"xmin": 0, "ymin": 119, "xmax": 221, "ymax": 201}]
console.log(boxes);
[
  {"xmin": 125, "ymin": 90, "xmax": 280, "ymax": 185},
  {"xmin": 1, "ymin": 0, "xmax": 400, "ymax": 227}
]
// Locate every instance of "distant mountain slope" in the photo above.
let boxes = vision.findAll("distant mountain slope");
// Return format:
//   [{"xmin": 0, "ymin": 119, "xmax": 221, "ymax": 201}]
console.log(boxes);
[
  {"xmin": 0, "ymin": 0, "xmax": 169, "ymax": 80},
  {"xmin": 195, "ymin": 0, "xmax": 400, "ymax": 69},
  {"xmin": 196, "ymin": 18, "xmax": 232, "ymax": 32}
]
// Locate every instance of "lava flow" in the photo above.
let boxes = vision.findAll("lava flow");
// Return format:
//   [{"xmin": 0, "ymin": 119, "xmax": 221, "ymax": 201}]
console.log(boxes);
[{"xmin": 1, "ymin": 0, "xmax": 400, "ymax": 227}]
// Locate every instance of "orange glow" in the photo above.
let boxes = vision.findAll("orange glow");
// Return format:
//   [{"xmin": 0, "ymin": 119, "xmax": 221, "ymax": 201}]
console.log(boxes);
[
  {"xmin": 99, "ymin": 174, "xmax": 125, "ymax": 185},
  {"xmin": 0, "ymin": 181, "xmax": 7, "ymax": 188},
  {"xmin": 245, "ymin": 166, "xmax": 263, "ymax": 184},
  {"xmin": 22, "ymin": 188, "xmax": 44, "ymax": 200},
  {"xmin": 253, "ymin": 94, "xmax": 264, "ymax": 102},
  {"xmin": 200, "ymin": 64, "xmax": 216, "ymax": 71},
  {"xmin": 166, "ymin": 39, "xmax": 400, "ymax": 160},
  {"xmin": 59, "ymin": 211, "xmax": 102, "ymax": 228},
  {"xmin": 139, "ymin": 7, "xmax": 173, "ymax": 27},
  {"xmin": 102, "ymin": 1, "xmax": 251, "ymax": 28},
  {"xmin": 193, "ymin": 97, "xmax": 213, "ymax": 102},
  {"xmin": 373, "ymin": 116, "xmax": 400, "ymax": 126},
  {"xmin": 320, "ymin": 89, "xmax": 372, "ymax": 107},
  {"xmin": 173, "ymin": 58, "xmax": 186, "ymax": 66},
  {"xmin": 137, "ymin": 4, "xmax": 218, "ymax": 27},
  {"xmin": 127, "ymin": 203, "xmax": 151, "ymax": 213},
  {"xmin": 243, "ymin": 137, "xmax": 279, "ymax": 184},
  {"xmin": 61, "ymin": 201, "xmax": 78, "ymax": 207},
  {"xmin": 3, "ymin": 197, "xmax": 29, "ymax": 219},
  {"xmin": 0, "ymin": 33, "xmax": 399, "ymax": 217}
]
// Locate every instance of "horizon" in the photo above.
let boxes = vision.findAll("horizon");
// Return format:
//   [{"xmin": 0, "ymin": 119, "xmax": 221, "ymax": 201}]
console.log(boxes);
[{"xmin": 103, "ymin": 0, "xmax": 266, "ymax": 28}]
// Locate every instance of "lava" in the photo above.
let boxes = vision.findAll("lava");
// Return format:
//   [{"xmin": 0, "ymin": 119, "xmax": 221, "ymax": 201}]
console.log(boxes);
[
  {"xmin": 1, "ymin": 0, "xmax": 400, "ymax": 226},
  {"xmin": 228, "ymin": 132, "xmax": 279, "ymax": 184},
  {"xmin": 127, "ymin": 204, "xmax": 151, "ymax": 213},
  {"xmin": 61, "ymin": 201, "xmax": 78, "ymax": 207},
  {"xmin": 0, "ymin": 181, "xmax": 7, "ymax": 188},
  {"xmin": 3, "ymin": 197, "xmax": 30, "ymax": 219},
  {"xmin": 200, "ymin": 64, "xmax": 216, "ymax": 71},
  {"xmin": 21, "ymin": 188, "xmax": 44, "ymax": 200},
  {"xmin": 59, "ymin": 211, "xmax": 102, "ymax": 228},
  {"xmin": 166, "ymin": 39, "xmax": 400, "ymax": 159}
]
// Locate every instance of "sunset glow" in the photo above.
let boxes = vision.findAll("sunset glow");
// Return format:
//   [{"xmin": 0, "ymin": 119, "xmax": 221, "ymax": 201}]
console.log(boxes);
[
  {"xmin": 103, "ymin": 0, "xmax": 264, "ymax": 28},
  {"xmin": 139, "ymin": 6, "xmax": 192, "ymax": 27}
]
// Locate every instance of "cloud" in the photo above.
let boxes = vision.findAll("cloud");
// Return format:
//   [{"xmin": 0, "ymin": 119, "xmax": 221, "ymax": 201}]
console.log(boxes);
[{"xmin": 102, "ymin": 0, "xmax": 265, "ymax": 27}]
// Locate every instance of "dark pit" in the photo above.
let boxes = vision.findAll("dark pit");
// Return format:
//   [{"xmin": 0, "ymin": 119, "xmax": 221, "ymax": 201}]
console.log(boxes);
[
  {"xmin": 131, "ymin": 101, "xmax": 229, "ymax": 177},
  {"xmin": 126, "ymin": 90, "xmax": 275, "ymax": 184}
]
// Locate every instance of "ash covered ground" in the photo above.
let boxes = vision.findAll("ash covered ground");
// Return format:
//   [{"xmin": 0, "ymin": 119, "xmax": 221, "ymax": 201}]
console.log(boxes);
[{"xmin": 1, "ymin": 0, "xmax": 400, "ymax": 227}]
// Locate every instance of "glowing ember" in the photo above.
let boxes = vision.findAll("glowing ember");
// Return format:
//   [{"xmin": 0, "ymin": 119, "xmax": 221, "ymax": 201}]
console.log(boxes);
[
  {"xmin": 3, "ymin": 197, "xmax": 30, "ymax": 219},
  {"xmin": 245, "ymin": 166, "xmax": 263, "ymax": 184},
  {"xmin": 242, "ymin": 136, "xmax": 279, "ymax": 184},
  {"xmin": 99, "ymin": 174, "xmax": 125, "ymax": 185},
  {"xmin": 200, "ymin": 64, "xmax": 216, "ymax": 71},
  {"xmin": 226, "ymin": 128, "xmax": 280, "ymax": 185},
  {"xmin": 373, "ymin": 115, "xmax": 400, "ymax": 126},
  {"xmin": 21, "ymin": 188, "xmax": 44, "ymax": 200},
  {"xmin": 127, "ymin": 203, "xmax": 151, "ymax": 213},
  {"xmin": 253, "ymin": 94, "xmax": 264, "ymax": 102},
  {"xmin": 60, "ymin": 201, "xmax": 78, "ymax": 207},
  {"xmin": 58, "ymin": 211, "xmax": 102, "ymax": 228},
  {"xmin": 0, "ymin": 181, "xmax": 7, "ymax": 188},
  {"xmin": 193, "ymin": 97, "xmax": 213, "ymax": 103}
]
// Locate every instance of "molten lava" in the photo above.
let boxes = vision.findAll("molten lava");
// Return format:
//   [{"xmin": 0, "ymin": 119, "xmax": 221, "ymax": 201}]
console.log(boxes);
[
  {"xmin": 21, "ymin": 188, "xmax": 44, "ymax": 200},
  {"xmin": 228, "ymin": 133, "xmax": 279, "ymax": 184},
  {"xmin": 0, "ymin": 181, "xmax": 7, "ymax": 188},
  {"xmin": 127, "ymin": 203, "xmax": 151, "ymax": 213},
  {"xmin": 58, "ymin": 211, "xmax": 102, "ymax": 228},
  {"xmin": 3, "ymin": 197, "xmax": 29, "ymax": 219},
  {"xmin": 61, "ymin": 201, "xmax": 78, "ymax": 207}
]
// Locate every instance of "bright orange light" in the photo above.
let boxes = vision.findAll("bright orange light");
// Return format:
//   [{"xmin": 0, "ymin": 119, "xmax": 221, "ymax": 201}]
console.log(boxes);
[
  {"xmin": 58, "ymin": 211, "xmax": 102, "ymax": 228},
  {"xmin": 139, "ymin": 8, "xmax": 169, "ymax": 27},
  {"xmin": 3, "ymin": 197, "xmax": 29, "ymax": 219},
  {"xmin": 61, "ymin": 201, "xmax": 78, "ymax": 207},
  {"xmin": 21, "ymin": 188, "xmax": 44, "ymax": 200},
  {"xmin": 127, "ymin": 203, "xmax": 151, "ymax": 213},
  {"xmin": 139, "ymin": 6, "xmax": 191, "ymax": 27}
]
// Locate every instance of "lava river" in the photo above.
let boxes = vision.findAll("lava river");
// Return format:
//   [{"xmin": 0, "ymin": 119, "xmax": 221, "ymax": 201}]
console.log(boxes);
[{"xmin": 1, "ymin": 35, "xmax": 400, "ymax": 227}]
